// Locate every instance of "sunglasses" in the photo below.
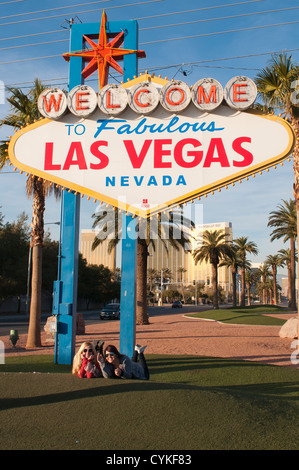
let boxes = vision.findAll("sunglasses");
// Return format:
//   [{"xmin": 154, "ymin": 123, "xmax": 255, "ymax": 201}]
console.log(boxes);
[
  {"xmin": 105, "ymin": 352, "xmax": 115, "ymax": 357},
  {"xmin": 83, "ymin": 348, "xmax": 93, "ymax": 354}
]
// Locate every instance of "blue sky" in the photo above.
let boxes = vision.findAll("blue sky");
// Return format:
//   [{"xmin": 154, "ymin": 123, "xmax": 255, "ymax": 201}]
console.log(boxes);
[{"xmin": 0, "ymin": 0, "xmax": 298, "ymax": 274}]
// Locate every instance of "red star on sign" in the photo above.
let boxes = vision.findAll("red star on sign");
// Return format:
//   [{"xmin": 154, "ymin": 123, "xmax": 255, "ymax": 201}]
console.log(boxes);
[{"xmin": 63, "ymin": 10, "xmax": 146, "ymax": 89}]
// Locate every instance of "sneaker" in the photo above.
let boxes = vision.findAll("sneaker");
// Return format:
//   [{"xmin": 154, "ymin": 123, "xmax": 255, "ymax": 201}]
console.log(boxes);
[{"xmin": 135, "ymin": 344, "xmax": 147, "ymax": 354}]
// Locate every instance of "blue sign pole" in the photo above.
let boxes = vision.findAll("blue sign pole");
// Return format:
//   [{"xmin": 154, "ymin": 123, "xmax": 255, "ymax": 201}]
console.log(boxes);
[{"xmin": 53, "ymin": 18, "xmax": 139, "ymax": 364}]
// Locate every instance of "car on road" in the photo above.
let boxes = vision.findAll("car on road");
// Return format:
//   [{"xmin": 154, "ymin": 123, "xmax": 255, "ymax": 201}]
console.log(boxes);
[
  {"xmin": 99, "ymin": 303, "xmax": 120, "ymax": 320},
  {"xmin": 172, "ymin": 300, "xmax": 183, "ymax": 308}
]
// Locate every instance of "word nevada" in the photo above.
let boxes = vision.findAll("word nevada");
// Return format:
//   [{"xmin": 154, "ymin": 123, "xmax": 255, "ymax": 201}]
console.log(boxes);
[{"xmin": 38, "ymin": 76, "xmax": 257, "ymax": 119}]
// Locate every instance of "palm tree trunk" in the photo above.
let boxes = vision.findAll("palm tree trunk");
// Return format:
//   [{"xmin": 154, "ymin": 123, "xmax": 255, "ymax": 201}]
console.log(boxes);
[
  {"xmin": 136, "ymin": 238, "xmax": 149, "ymax": 325},
  {"xmin": 289, "ymin": 237, "xmax": 296, "ymax": 310},
  {"xmin": 211, "ymin": 261, "xmax": 218, "ymax": 309},
  {"xmin": 272, "ymin": 266, "xmax": 277, "ymax": 305},
  {"xmin": 246, "ymin": 282, "xmax": 251, "ymax": 306},
  {"xmin": 26, "ymin": 178, "xmax": 45, "ymax": 348},
  {"xmin": 232, "ymin": 269, "xmax": 237, "ymax": 307},
  {"xmin": 287, "ymin": 263, "xmax": 292, "ymax": 308},
  {"xmin": 26, "ymin": 244, "xmax": 42, "ymax": 347},
  {"xmin": 240, "ymin": 266, "xmax": 246, "ymax": 307}
]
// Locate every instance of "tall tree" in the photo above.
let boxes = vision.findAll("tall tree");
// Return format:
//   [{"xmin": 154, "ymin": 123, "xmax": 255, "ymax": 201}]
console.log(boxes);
[
  {"xmin": 233, "ymin": 237, "xmax": 258, "ymax": 307},
  {"xmin": 255, "ymin": 53, "xmax": 299, "ymax": 329},
  {"xmin": 245, "ymin": 268, "xmax": 255, "ymax": 306},
  {"xmin": 267, "ymin": 199, "xmax": 297, "ymax": 310},
  {"xmin": 0, "ymin": 80, "xmax": 60, "ymax": 347},
  {"xmin": 92, "ymin": 207, "xmax": 194, "ymax": 324},
  {"xmin": 219, "ymin": 245, "xmax": 246, "ymax": 307},
  {"xmin": 177, "ymin": 267, "xmax": 187, "ymax": 303},
  {"xmin": 265, "ymin": 254, "xmax": 284, "ymax": 305},
  {"xmin": 277, "ymin": 248, "xmax": 298, "ymax": 307},
  {"xmin": 193, "ymin": 230, "xmax": 233, "ymax": 309},
  {"xmin": 256, "ymin": 263, "xmax": 271, "ymax": 304}
]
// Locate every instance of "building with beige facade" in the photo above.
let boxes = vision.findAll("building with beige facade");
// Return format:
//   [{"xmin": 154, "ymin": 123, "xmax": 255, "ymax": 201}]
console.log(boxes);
[
  {"xmin": 80, "ymin": 222, "xmax": 233, "ymax": 294},
  {"xmin": 80, "ymin": 229, "xmax": 116, "ymax": 270},
  {"xmin": 147, "ymin": 222, "xmax": 233, "ymax": 293}
]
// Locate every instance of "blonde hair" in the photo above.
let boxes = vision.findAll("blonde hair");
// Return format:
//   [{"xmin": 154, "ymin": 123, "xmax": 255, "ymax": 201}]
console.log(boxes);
[{"xmin": 72, "ymin": 342, "xmax": 97, "ymax": 375}]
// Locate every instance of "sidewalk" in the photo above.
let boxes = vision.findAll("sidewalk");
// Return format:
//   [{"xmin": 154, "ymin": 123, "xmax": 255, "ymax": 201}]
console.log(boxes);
[{"xmin": 1, "ymin": 310, "xmax": 297, "ymax": 368}]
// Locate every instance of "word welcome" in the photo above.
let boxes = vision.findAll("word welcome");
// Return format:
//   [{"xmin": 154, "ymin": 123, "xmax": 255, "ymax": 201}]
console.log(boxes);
[{"xmin": 37, "ymin": 76, "xmax": 257, "ymax": 119}]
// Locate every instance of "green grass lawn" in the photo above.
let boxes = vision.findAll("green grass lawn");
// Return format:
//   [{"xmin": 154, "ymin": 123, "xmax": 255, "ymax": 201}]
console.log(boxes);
[
  {"xmin": 185, "ymin": 305, "xmax": 290, "ymax": 325},
  {"xmin": 0, "ymin": 354, "xmax": 298, "ymax": 451}
]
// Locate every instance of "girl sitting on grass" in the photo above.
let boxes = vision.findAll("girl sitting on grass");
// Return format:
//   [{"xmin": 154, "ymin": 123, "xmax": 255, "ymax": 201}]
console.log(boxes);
[{"xmin": 72, "ymin": 342, "xmax": 103, "ymax": 378}]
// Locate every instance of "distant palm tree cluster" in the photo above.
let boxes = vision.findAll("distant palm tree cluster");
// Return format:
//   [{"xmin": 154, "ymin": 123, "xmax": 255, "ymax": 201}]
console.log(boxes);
[{"xmin": 192, "ymin": 197, "xmax": 296, "ymax": 310}]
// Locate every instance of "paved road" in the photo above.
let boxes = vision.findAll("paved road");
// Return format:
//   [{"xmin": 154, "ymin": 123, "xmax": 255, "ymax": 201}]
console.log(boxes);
[{"xmin": 0, "ymin": 303, "xmax": 214, "ymax": 338}]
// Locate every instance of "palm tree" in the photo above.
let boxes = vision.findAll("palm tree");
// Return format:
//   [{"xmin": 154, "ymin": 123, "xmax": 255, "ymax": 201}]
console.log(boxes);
[
  {"xmin": 193, "ymin": 230, "xmax": 233, "ymax": 309},
  {"xmin": 265, "ymin": 254, "xmax": 284, "ymax": 305},
  {"xmin": 233, "ymin": 237, "xmax": 258, "ymax": 307},
  {"xmin": 277, "ymin": 248, "xmax": 298, "ymax": 307},
  {"xmin": 177, "ymin": 267, "xmax": 187, "ymax": 303},
  {"xmin": 159, "ymin": 267, "xmax": 172, "ymax": 304},
  {"xmin": 256, "ymin": 263, "xmax": 272, "ymax": 304},
  {"xmin": 147, "ymin": 268, "xmax": 158, "ymax": 294},
  {"xmin": 92, "ymin": 207, "xmax": 194, "ymax": 324},
  {"xmin": 245, "ymin": 269, "xmax": 255, "ymax": 306},
  {"xmin": 0, "ymin": 80, "xmax": 60, "ymax": 347},
  {"xmin": 255, "ymin": 53, "xmax": 299, "ymax": 325},
  {"xmin": 268, "ymin": 199, "xmax": 297, "ymax": 310},
  {"xmin": 219, "ymin": 246, "xmax": 242, "ymax": 307}
]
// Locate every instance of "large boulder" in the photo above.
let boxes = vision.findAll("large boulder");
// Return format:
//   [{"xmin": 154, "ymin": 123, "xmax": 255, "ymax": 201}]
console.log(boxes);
[{"xmin": 279, "ymin": 317, "xmax": 298, "ymax": 339}]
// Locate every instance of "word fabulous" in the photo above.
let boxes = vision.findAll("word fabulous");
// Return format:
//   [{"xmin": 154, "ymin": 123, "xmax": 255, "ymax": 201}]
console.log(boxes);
[{"xmin": 37, "ymin": 76, "xmax": 257, "ymax": 120}]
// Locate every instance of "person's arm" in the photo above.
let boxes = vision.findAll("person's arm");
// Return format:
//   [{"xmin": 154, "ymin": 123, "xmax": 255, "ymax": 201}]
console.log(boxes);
[
  {"xmin": 100, "ymin": 361, "xmax": 114, "ymax": 378},
  {"xmin": 77, "ymin": 358, "xmax": 88, "ymax": 378}
]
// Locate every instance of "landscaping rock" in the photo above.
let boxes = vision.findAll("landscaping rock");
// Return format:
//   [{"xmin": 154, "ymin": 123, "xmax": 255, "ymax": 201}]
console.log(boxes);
[{"xmin": 279, "ymin": 317, "xmax": 298, "ymax": 339}]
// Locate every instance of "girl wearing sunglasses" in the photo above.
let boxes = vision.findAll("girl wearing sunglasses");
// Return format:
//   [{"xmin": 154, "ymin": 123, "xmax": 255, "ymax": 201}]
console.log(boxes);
[
  {"xmin": 102, "ymin": 344, "xmax": 149, "ymax": 380},
  {"xmin": 72, "ymin": 342, "xmax": 103, "ymax": 378}
]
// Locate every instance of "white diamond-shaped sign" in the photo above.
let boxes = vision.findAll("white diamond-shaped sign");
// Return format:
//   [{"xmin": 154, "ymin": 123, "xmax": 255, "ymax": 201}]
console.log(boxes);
[{"xmin": 8, "ymin": 79, "xmax": 294, "ymax": 218}]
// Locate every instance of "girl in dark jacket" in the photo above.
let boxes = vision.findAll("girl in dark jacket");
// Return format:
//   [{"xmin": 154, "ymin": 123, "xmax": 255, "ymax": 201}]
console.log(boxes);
[{"xmin": 102, "ymin": 344, "xmax": 149, "ymax": 380}]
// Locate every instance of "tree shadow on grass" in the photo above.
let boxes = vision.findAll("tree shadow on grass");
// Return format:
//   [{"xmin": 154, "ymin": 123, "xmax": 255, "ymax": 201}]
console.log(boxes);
[
  {"xmin": 0, "ymin": 379, "xmax": 199, "ymax": 412},
  {"xmin": 0, "ymin": 373, "xmax": 298, "ymax": 413}
]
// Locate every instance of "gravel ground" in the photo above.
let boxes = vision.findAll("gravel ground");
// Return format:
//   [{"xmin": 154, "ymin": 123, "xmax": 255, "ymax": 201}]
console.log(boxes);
[{"xmin": 2, "ymin": 310, "xmax": 298, "ymax": 368}]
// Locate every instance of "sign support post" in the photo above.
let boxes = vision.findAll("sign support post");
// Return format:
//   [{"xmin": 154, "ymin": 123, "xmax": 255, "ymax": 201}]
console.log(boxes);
[{"xmin": 53, "ymin": 18, "xmax": 139, "ymax": 364}]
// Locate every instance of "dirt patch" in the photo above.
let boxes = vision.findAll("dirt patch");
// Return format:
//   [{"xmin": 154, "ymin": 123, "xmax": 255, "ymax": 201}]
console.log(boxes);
[{"xmin": 2, "ymin": 311, "xmax": 298, "ymax": 368}]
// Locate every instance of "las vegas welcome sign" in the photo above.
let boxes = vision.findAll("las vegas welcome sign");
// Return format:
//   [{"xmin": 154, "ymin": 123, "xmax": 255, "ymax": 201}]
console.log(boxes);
[{"xmin": 8, "ymin": 74, "xmax": 295, "ymax": 218}]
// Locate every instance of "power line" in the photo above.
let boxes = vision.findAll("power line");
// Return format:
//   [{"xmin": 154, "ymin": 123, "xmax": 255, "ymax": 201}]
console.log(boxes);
[
  {"xmin": 4, "ymin": 48, "xmax": 299, "ymax": 90},
  {"xmin": 1, "ymin": 5, "xmax": 298, "ymax": 53},
  {"xmin": 134, "ymin": 0, "xmax": 266, "ymax": 20},
  {"xmin": 1, "ymin": 14, "xmax": 299, "ymax": 60},
  {"xmin": 0, "ymin": 30, "xmax": 68, "ymax": 42},
  {"xmin": 0, "ymin": 1, "xmax": 266, "ymax": 42},
  {"xmin": 0, "ymin": 0, "xmax": 164, "ymax": 27},
  {"xmin": 140, "ymin": 7, "xmax": 299, "ymax": 31},
  {"xmin": 140, "ymin": 20, "xmax": 299, "ymax": 45},
  {"xmin": 0, "ymin": 1, "xmax": 114, "ymax": 20},
  {"xmin": 0, "ymin": 39, "xmax": 68, "ymax": 52},
  {"xmin": 0, "ymin": 0, "xmax": 26, "ymax": 4},
  {"xmin": 146, "ymin": 48, "xmax": 299, "ymax": 72}
]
